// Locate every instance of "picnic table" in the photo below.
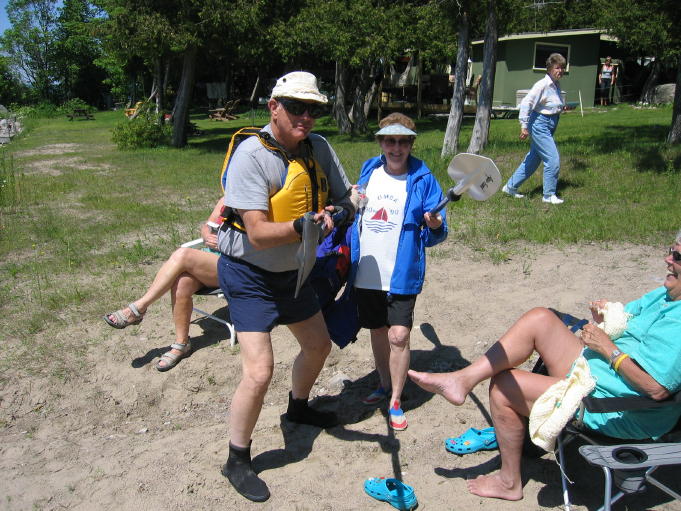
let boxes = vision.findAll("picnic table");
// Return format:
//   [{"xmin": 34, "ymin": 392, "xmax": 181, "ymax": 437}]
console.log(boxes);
[{"xmin": 67, "ymin": 108, "xmax": 95, "ymax": 121}]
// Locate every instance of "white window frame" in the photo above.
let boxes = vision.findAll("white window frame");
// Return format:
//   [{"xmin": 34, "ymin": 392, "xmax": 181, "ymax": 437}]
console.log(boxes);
[{"xmin": 532, "ymin": 42, "xmax": 570, "ymax": 72}]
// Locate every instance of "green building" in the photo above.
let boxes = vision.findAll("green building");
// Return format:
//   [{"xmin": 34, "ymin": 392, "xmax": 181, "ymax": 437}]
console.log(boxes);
[{"xmin": 471, "ymin": 29, "xmax": 619, "ymax": 108}]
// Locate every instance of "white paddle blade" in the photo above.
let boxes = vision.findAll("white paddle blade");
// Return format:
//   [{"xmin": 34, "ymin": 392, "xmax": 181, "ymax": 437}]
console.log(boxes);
[
  {"xmin": 446, "ymin": 153, "xmax": 502, "ymax": 201},
  {"xmin": 294, "ymin": 213, "xmax": 322, "ymax": 299}
]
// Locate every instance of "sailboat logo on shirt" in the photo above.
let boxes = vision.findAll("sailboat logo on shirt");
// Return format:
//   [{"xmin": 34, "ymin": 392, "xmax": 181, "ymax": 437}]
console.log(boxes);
[{"xmin": 365, "ymin": 207, "xmax": 398, "ymax": 233}]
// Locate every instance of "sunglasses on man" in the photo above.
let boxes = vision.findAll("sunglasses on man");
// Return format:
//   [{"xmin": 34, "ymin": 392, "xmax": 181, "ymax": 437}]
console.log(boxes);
[
  {"xmin": 277, "ymin": 98, "xmax": 326, "ymax": 119},
  {"xmin": 669, "ymin": 247, "xmax": 681, "ymax": 262}
]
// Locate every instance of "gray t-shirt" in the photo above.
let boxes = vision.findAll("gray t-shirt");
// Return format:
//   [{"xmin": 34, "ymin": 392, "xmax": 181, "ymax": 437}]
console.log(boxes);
[{"xmin": 217, "ymin": 124, "xmax": 351, "ymax": 272}]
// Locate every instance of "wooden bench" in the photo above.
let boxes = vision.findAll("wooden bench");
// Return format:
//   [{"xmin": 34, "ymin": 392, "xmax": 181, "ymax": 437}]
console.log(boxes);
[
  {"xmin": 208, "ymin": 99, "xmax": 239, "ymax": 121},
  {"xmin": 67, "ymin": 108, "xmax": 95, "ymax": 121}
]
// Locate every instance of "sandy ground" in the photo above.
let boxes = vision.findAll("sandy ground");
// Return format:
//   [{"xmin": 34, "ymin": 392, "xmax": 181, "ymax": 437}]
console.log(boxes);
[{"xmin": 2, "ymin": 239, "xmax": 680, "ymax": 511}]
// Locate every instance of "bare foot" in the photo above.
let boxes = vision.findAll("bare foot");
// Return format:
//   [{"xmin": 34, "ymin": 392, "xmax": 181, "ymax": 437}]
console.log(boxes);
[
  {"xmin": 407, "ymin": 369, "xmax": 470, "ymax": 405},
  {"xmin": 467, "ymin": 474, "xmax": 523, "ymax": 501}
]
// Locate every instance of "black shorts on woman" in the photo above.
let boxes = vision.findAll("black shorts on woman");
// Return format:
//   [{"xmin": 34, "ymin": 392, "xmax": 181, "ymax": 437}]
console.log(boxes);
[{"xmin": 355, "ymin": 288, "xmax": 417, "ymax": 329}]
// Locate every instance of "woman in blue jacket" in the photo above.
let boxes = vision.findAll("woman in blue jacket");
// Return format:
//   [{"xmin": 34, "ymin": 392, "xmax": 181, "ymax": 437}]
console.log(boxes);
[{"xmin": 351, "ymin": 112, "xmax": 448, "ymax": 431}]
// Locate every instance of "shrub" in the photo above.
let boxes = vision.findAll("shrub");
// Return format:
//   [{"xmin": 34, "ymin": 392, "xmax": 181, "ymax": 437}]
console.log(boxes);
[
  {"xmin": 60, "ymin": 98, "xmax": 95, "ymax": 115},
  {"xmin": 12, "ymin": 102, "xmax": 61, "ymax": 119},
  {"xmin": 111, "ymin": 109, "xmax": 171, "ymax": 149}
]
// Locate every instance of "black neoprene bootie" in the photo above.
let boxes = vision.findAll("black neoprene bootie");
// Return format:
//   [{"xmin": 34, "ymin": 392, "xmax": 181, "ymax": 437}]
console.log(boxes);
[
  {"xmin": 285, "ymin": 391, "xmax": 339, "ymax": 428},
  {"xmin": 221, "ymin": 442, "xmax": 270, "ymax": 502}
]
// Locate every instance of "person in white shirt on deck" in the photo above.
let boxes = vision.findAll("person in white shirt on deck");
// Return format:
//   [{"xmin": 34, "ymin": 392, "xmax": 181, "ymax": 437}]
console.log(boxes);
[{"xmin": 502, "ymin": 53, "xmax": 567, "ymax": 205}]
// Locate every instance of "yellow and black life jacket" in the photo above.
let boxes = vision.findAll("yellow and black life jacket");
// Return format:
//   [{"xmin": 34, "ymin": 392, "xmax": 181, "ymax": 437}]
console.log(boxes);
[{"xmin": 219, "ymin": 127, "xmax": 328, "ymax": 231}]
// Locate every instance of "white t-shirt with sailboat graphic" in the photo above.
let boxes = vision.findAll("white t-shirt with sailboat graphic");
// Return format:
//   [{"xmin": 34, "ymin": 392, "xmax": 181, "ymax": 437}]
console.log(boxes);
[{"xmin": 355, "ymin": 165, "xmax": 408, "ymax": 291}]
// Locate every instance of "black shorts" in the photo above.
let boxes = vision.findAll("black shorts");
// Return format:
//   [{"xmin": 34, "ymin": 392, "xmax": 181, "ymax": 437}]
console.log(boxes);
[{"xmin": 355, "ymin": 288, "xmax": 416, "ymax": 329}]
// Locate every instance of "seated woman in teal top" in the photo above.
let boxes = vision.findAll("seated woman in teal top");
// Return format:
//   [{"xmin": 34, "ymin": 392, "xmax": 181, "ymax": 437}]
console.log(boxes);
[
  {"xmin": 406, "ymin": 229, "xmax": 681, "ymax": 502},
  {"xmin": 582, "ymin": 286, "xmax": 681, "ymax": 439}
]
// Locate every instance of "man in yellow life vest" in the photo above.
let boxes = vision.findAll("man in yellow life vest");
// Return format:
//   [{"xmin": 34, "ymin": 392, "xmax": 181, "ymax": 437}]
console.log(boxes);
[{"xmin": 216, "ymin": 71, "xmax": 356, "ymax": 502}]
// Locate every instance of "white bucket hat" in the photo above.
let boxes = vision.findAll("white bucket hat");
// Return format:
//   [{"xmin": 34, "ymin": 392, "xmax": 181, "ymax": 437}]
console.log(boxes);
[
  {"xmin": 270, "ymin": 71, "xmax": 328, "ymax": 104},
  {"xmin": 375, "ymin": 123, "xmax": 417, "ymax": 137}
]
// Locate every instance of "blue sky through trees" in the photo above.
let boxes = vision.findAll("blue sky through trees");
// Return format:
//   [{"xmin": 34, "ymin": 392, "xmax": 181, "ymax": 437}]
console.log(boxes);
[{"xmin": 0, "ymin": 0, "xmax": 65, "ymax": 33}]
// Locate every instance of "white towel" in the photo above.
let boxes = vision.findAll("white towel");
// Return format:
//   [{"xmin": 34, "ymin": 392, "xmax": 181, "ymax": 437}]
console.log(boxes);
[{"xmin": 529, "ymin": 355, "xmax": 596, "ymax": 452}]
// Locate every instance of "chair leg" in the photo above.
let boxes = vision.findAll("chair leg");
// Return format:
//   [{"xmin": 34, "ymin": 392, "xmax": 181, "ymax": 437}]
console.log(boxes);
[
  {"xmin": 596, "ymin": 467, "xmax": 627, "ymax": 511},
  {"xmin": 192, "ymin": 306, "xmax": 237, "ymax": 347},
  {"xmin": 646, "ymin": 467, "xmax": 681, "ymax": 501},
  {"xmin": 557, "ymin": 434, "xmax": 573, "ymax": 511}
]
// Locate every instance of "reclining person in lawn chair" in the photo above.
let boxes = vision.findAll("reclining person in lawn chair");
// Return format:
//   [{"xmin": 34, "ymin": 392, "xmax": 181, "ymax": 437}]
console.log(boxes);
[
  {"xmin": 407, "ymin": 228, "xmax": 681, "ymax": 503},
  {"xmin": 103, "ymin": 198, "xmax": 224, "ymax": 371}
]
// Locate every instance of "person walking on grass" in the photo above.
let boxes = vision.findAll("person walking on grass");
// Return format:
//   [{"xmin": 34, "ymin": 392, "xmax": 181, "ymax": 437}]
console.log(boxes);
[
  {"xmin": 216, "ymin": 71, "xmax": 357, "ymax": 502},
  {"xmin": 502, "ymin": 53, "xmax": 567, "ymax": 205}
]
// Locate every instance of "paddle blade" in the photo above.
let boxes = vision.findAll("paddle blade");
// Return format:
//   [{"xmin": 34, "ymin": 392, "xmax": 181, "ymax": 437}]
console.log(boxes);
[
  {"xmin": 294, "ymin": 213, "xmax": 323, "ymax": 299},
  {"xmin": 446, "ymin": 153, "xmax": 502, "ymax": 201}
]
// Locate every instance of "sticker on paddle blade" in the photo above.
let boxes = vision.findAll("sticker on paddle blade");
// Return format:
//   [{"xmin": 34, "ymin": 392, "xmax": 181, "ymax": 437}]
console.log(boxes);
[{"xmin": 446, "ymin": 153, "xmax": 501, "ymax": 201}]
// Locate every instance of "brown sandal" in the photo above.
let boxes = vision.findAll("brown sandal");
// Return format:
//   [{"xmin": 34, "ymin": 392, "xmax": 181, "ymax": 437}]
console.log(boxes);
[{"xmin": 103, "ymin": 303, "xmax": 144, "ymax": 329}]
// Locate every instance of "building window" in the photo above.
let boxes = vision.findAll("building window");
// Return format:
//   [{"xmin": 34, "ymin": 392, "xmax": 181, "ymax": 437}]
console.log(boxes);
[{"xmin": 533, "ymin": 42, "xmax": 569, "ymax": 72}]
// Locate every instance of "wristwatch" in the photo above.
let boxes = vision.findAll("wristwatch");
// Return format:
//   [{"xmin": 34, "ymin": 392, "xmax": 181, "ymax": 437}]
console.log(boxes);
[{"xmin": 609, "ymin": 349, "xmax": 622, "ymax": 367}]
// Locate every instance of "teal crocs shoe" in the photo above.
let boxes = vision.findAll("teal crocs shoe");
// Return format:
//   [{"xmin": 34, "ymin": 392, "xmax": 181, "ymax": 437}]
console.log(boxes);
[
  {"xmin": 364, "ymin": 477, "xmax": 417, "ymax": 511},
  {"xmin": 445, "ymin": 426, "xmax": 497, "ymax": 455}
]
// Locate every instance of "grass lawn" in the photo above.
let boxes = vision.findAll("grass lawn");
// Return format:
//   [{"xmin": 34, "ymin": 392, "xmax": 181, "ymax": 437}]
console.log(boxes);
[{"xmin": 0, "ymin": 103, "xmax": 679, "ymax": 374}]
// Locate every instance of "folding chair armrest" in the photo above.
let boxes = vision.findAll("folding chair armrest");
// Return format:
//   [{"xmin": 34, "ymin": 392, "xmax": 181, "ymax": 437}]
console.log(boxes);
[
  {"xmin": 583, "ymin": 392, "xmax": 681, "ymax": 414},
  {"xmin": 579, "ymin": 442, "xmax": 681, "ymax": 471},
  {"xmin": 181, "ymin": 238, "xmax": 205, "ymax": 248}
]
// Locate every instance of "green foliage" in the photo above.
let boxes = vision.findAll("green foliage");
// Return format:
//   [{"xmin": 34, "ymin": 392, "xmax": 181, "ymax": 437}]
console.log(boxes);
[
  {"xmin": 12, "ymin": 102, "xmax": 62, "ymax": 118},
  {"xmin": 595, "ymin": 0, "xmax": 680, "ymax": 63},
  {"xmin": 0, "ymin": 0, "xmax": 61, "ymax": 102},
  {"xmin": 61, "ymin": 98, "xmax": 95, "ymax": 114},
  {"xmin": 0, "ymin": 56, "xmax": 29, "ymax": 105},
  {"xmin": 111, "ymin": 110, "xmax": 171, "ymax": 149},
  {"xmin": 54, "ymin": 0, "xmax": 108, "ymax": 105}
]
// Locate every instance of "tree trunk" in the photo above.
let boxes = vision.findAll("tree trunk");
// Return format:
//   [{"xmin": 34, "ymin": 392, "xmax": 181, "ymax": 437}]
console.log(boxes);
[
  {"xmin": 467, "ymin": 0, "xmax": 497, "ymax": 154},
  {"xmin": 163, "ymin": 59, "xmax": 170, "ymax": 105},
  {"xmin": 416, "ymin": 51, "xmax": 423, "ymax": 119},
  {"xmin": 172, "ymin": 46, "xmax": 197, "ymax": 148},
  {"xmin": 377, "ymin": 70, "xmax": 384, "ymax": 122},
  {"xmin": 351, "ymin": 63, "xmax": 373, "ymax": 135},
  {"xmin": 333, "ymin": 61, "xmax": 352, "ymax": 134},
  {"xmin": 363, "ymin": 61, "xmax": 381, "ymax": 118},
  {"xmin": 640, "ymin": 59, "xmax": 661, "ymax": 104},
  {"xmin": 667, "ymin": 54, "xmax": 681, "ymax": 144},
  {"xmin": 442, "ymin": 11, "xmax": 470, "ymax": 158},
  {"xmin": 250, "ymin": 73, "xmax": 261, "ymax": 108},
  {"xmin": 153, "ymin": 58, "xmax": 162, "ymax": 115}
]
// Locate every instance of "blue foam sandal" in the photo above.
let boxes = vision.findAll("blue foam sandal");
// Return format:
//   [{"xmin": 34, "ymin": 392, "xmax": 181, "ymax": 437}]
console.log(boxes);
[
  {"xmin": 445, "ymin": 427, "xmax": 498, "ymax": 455},
  {"xmin": 364, "ymin": 477, "xmax": 418, "ymax": 510}
]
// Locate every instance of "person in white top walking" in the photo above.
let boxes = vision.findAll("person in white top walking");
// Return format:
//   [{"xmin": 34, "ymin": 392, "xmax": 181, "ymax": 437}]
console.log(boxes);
[
  {"xmin": 350, "ymin": 112, "xmax": 447, "ymax": 432},
  {"xmin": 502, "ymin": 53, "xmax": 567, "ymax": 205}
]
